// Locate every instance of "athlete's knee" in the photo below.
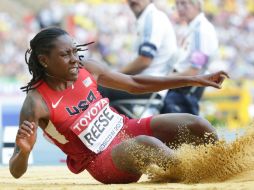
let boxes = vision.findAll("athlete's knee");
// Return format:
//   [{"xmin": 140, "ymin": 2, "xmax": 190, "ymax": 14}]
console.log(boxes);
[
  {"xmin": 185, "ymin": 115, "xmax": 218, "ymax": 140},
  {"xmin": 194, "ymin": 115, "xmax": 218, "ymax": 141},
  {"xmin": 187, "ymin": 114, "xmax": 211, "ymax": 128},
  {"xmin": 197, "ymin": 116, "xmax": 216, "ymax": 132},
  {"xmin": 134, "ymin": 135, "xmax": 162, "ymax": 148}
]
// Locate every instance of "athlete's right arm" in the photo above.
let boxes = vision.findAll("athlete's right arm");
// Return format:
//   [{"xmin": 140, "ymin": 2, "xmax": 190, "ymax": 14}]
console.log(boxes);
[{"xmin": 9, "ymin": 91, "xmax": 47, "ymax": 178}]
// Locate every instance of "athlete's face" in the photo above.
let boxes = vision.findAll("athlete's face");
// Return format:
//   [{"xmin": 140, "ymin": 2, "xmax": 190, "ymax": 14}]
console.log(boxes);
[
  {"xmin": 43, "ymin": 34, "xmax": 80, "ymax": 82},
  {"xmin": 175, "ymin": 0, "xmax": 200, "ymax": 23},
  {"xmin": 127, "ymin": 0, "xmax": 151, "ymax": 18}
]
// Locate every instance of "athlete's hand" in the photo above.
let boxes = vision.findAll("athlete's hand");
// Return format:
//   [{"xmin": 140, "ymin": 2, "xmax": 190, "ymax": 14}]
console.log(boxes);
[
  {"xmin": 195, "ymin": 71, "xmax": 229, "ymax": 89},
  {"xmin": 16, "ymin": 121, "xmax": 37, "ymax": 154}
]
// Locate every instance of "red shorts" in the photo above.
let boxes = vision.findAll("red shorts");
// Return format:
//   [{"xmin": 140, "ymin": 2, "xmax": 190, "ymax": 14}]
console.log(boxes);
[{"xmin": 86, "ymin": 116, "xmax": 153, "ymax": 184}]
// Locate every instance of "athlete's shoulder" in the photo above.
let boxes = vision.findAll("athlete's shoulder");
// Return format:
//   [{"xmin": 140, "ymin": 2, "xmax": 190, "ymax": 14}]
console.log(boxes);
[
  {"xmin": 20, "ymin": 89, "xmax": 49, "ymax": 122},
  {"xmin": 26, "ymin": 89, "xmax": 42, "ymax": 106}
]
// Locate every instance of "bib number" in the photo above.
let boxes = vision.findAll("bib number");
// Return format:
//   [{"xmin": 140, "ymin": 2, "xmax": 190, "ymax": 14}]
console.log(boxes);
[{"xmin": 71, "ymin": 99, "xmax": 123, "ymax": 154}]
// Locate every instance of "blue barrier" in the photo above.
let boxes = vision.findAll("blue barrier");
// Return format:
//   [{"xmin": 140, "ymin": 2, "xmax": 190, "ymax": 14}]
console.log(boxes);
[{"xmin": 0, "ymin": 97, "xmax": 65, "ymax": 165}]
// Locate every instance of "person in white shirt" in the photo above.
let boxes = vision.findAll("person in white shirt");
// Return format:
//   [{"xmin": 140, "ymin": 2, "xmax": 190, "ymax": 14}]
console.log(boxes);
[
  {"xmin": 99, "ymin": 0, "xmax": 177, "ymax": 117},
  {"xmin": 161, "ymin": 0, "xmax": 219, "ymax": 115},
  {"xmin": 121, "ymin": 0, "xmax": 177, "ymax": 76}
]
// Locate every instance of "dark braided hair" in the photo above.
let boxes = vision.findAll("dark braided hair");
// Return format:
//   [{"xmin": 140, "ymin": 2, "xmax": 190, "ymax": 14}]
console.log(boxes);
[
  {"xmin": 21, "ymin": 27, "xmax": 68, "ymax": 93},
  {"xmin": 21, "ymin": 27, "xmax": 94, "ymax": 93}
]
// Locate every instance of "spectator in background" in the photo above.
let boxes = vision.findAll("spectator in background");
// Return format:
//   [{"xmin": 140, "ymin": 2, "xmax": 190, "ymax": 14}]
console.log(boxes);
[
  {"xmin": 37, "ymin": 1, "xmax": 63, "ymax": 29},
  {"xmin": 161, "ymin": 0, "xmax": 219, "ymax": 115},
  {"xmin": 98, "ymin": 0, "xmax": 177, "ymax": 116}
]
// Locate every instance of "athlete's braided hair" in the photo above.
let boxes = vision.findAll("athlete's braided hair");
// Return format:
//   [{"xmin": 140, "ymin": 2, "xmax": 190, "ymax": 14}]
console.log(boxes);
[
  {"xmin": 21, "ymin": 27, "xmax": 68, "ymax": 93},
  {"xmin": 21, "ymin": 27, "xmax": 94, "ymax": 93}
]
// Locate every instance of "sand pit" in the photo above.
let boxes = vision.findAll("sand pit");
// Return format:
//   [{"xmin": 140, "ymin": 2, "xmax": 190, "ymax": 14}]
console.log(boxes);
[
  {"xmin": 1, "ymin": 166, "xmax": 254, "ymax": 190},
  {"xmin": 2, "ymin": 127, "xmax": 254, "ymax": 190}
]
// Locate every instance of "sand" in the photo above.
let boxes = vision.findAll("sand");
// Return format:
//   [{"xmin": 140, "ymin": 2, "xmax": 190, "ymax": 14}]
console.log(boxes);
[
  {"xmin": 2, "ymin": 126, "xmax": 254, "ymax": 190},
  {"xmin": 1, "ymin": 166, "xmax": 254, "ymax": 190}
]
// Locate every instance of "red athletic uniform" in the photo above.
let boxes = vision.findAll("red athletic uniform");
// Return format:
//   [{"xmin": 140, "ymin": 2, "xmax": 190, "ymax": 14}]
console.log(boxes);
[{"xmin": 36, "ymin": 68, "xmax": 153, "ymax": 184}]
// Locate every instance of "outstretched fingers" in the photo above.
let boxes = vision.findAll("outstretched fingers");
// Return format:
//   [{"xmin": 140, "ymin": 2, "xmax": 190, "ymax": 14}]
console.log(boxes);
[
  {"xmin": 218, "ymin": 70, "xmax": 230, "ymax": 79},
  {"xmin": 206, "ymin": 70, "xmax": 230, "ymax": 89}
]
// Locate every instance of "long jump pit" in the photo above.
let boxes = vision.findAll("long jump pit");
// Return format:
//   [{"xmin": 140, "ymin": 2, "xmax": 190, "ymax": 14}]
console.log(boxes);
[{"xmin": 2, "ymin": 127, "xmax": 254, "ymax": 190}]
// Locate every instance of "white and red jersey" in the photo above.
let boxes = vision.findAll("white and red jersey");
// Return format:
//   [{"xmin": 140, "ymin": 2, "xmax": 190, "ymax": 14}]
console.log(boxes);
[{"xmin": 36, "ymin": 68, "xmax": 127, "ymax": 173}]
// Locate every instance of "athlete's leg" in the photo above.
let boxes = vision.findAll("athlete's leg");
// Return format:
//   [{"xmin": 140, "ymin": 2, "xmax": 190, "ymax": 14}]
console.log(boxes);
[
  {"xmin": 111, "ymin": 135, "xmax": 175, "ymax": 174},
  {"xmin": 87, "ymin": 117, "xmax": 174, "ymax": 184},
  {"xmin": 150, "ymin": 113, "xmax": 218, "ymax": 147}
]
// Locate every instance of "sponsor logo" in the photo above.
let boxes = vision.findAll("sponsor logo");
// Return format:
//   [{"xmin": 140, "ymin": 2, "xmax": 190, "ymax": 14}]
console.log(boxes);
[{"xmin": 52, "ymin": 96, "xmax": 64, "ymax": 109}]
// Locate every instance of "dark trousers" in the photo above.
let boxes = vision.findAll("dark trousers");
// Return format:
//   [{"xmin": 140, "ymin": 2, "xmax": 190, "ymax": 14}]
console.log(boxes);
[{"xmin": 161, "ymin": 90, "xmax": 199, "ymax": 115}]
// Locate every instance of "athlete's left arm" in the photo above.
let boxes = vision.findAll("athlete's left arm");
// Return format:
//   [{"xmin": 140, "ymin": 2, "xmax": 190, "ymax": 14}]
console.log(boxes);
[{"xmin": 82, "ymin": 59, "xmax": 228, "ymax": 94}]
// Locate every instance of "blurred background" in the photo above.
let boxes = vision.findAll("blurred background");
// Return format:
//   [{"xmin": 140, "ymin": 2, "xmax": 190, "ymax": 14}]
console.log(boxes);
[{"xmin": 0, "ymin": 0, "xmax": 253, "ymax": 165}]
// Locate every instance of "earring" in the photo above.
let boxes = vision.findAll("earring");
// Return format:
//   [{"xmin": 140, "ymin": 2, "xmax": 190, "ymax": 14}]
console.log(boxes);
[{"xmin": 41, "ymin": 62, "xmax": 47, "ymax": 68}]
